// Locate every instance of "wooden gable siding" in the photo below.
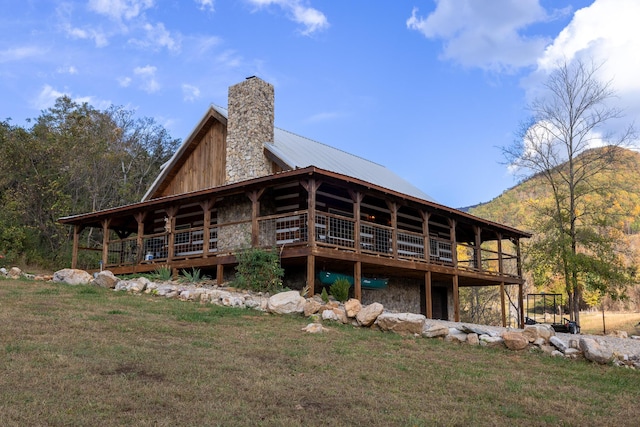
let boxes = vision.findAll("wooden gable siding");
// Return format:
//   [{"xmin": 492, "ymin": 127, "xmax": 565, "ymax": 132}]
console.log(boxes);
[{"xmin": 161, "ymin": 120, "xmax": 227, "ymax": 197}]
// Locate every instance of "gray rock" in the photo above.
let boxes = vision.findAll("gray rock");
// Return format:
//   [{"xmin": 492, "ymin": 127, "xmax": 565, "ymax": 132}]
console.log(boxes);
[
  {"xmin": 446, "ymin": 328, "xmax": 468, "ymax": 343},
  {"xmin": 523, "ymin": 324, "xmax": 555, "ymax": 343},
  {"xmin": 479, "ymin": 335, "xmax": 504, "ymax": 347},
  {"xmin": 549, "ymin": 336, "xmax": 568, "ymax": 353},
  {"xmin": 322, "ymin": 309, "xmax": 339, "ymax": 321},
  {"xmin": 459, "ymin": 324, "xmax": 492, "ymax": 336},
  {"xmin": 375, "ymin": 312, "xmax": 426, "ymax": 335},
  {"xmin": 467, "ymin": 333, "xmax": 480, "ymax": 346},
  {"xmin": 267, "ymin": 290, "xmax": 305, "ymax": 315},
  {"xmin": 580, "ymin": 337, "xmax": 613, "ymax": 364},
  {"xmin": 422, "ymin": 323, "xmax": 449, "ymax": 338},
  {"xmin": 356, "ymin": 302, "xmax": 384, "ymax": 327},
  {"xmin": 93, "ymin": 270, "xmax": 118, "ymax": 289},
  {"xmin": 501, "ymin": 331, "xmax": 529, "ymax": 351},
  {"xmin": 53, "ymin": 268, "xmax": 93, "ymax": 285}
]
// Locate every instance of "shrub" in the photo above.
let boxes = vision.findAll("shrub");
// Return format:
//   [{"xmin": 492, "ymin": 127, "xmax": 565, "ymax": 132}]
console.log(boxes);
[
  {"xmin": 234, "ymin": 247, "xmax": 284, "ymax": 294},
  {"xmin": 330, "ymin": 278, "xmax": 351, "ymax": 303},
  {"xmin": 320, "ymin": 287, "xmax": 329, "ymax": 303}
]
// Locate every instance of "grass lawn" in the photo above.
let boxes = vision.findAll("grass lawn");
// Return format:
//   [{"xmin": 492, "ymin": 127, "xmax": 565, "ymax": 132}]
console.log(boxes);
[{"xmin": 1, "ymin": 279, "xmax": 639, "ymax": 426}]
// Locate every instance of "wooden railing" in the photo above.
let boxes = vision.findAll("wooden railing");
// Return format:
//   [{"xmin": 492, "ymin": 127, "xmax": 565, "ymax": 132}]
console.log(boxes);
[{"xmin": 92, "ymin": 208, "xmax": 518, "ymax": 278}]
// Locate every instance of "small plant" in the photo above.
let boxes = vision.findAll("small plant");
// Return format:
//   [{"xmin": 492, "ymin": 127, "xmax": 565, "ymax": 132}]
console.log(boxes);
[
  {"xmin": 320, "ymin": 287, "xmax": 329, "ymax": 303},
  {"xmin": 234, "ymin": 247, "xmax": 284, "ymax": 293},
  {"xmin": 300, "ymin": 284, "xmax": 310, "ymax": 298},
  {"xmin": 330, "ymin": 278, "xmax": 351, "ymax": 303},
  {"xmin": 153, "ymin": 264, "xmax": 173, "ymax": 281},
  {"xmin": 180, "ymin": 267, "xmax": 206, "ymax": 283}
]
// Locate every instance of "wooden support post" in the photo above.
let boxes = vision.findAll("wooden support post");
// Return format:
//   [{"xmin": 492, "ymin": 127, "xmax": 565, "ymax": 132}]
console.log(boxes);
[
  {"xmin": 518, "ymin": 282, "xmax": 524, "ymax": 328},
  {"xmin": 354, "ymin": 261, "xmax": 362, "ymax": 301},
  {"xmin": 500, "ymin": 282, "xmax": 506, "ymax": 327},
  {"xmin": 497, "ymin": 232, "xmax": 503, "ymax": 275},
  {"xmin": 474, "ymin": 225, "xmax": 482, "ymax": 271},
  {"xmin": 350, "ymin": 191, "xmax": 363, "ymax": 253},
  {"xmin": 71, "ymin": 225, "xmax": 81, "ymax": 269},
  {"xmin": 450, "ymin": 219, "xmax": 458, "ymax": 267},
  {"xmin": 306, "ymin": 254, "xmax": 315, "ymax": 297},
  {"xmin": 453, "ymin": 274, "xmax": 460, "ymax": 322},
  {"xmin": 425, "ymin": 271, "xmax": 432, "ymax": 318},
  {"xmin": 217, "ymin": 263, "xmax": 224, "ymax": 286},
  {"xmin": 101, "ymin": 219, "xmax": 110, "ymax": 270},
  {"xmin": 421, "ymin": 211, "xmax": 430, "ymax": 263},
  {"xmin": 135, "ymin": 212, "xmax": 146, "ymax": 265},
  {"xmin": 165, "ymin": 207, "xmax": 178, "ymax": 261},
  {"xmin": 387, "ymin": 201, "xmax": 398, "ymax": 259},
  {"xmin": 247, "ymin": 190, "xmax": 264, "ymax": 247},
  {"xmin": 201, "ymin": 199, "xmax": 215, "ymax": 257},
  {"xmin": 301, "ymin": 179, "xmax": 321, "ymax": 247}
]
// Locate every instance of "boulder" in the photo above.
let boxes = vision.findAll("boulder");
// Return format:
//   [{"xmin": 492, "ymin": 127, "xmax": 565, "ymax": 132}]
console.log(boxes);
[
  {"xmin": 93, "ymin": 270, "xmax": 118, "ymax": 289},
  {"xmin": 267, "ymin": 290, "xmax": 305, "ymax": 315},
  {"xmin": 303, "ymin": 299, "xmax": 322, "ymax": 317},
  {"xmin": 8, "ymin": 267, "xmax": 23, "ymax": 279},
  {"xmin": 522, "ymin": 324, "xmax": 555, "ymax": 343},
  {"xmin": 128, "ymin": 277, "xmax": 150, "ymax": 293},
  {"xmin": 302, "ymin": 323, "xmax": 327, "ymax": 334},
  {"xmin": 445, "ymin": 328, "xmax": 468, "ymax": 343},
  {"xmin": 479, "ymin": 335, "xmax": 504, "ymax": 348},
  {"xmin": 332, "ymin": 307, "xmax": 349, "ymax": 324},
  {"xmin": 344, "ymin": 299, "xmax": 362, "ymax": 318},
  {"xmin": 376, "ymin": 312, "xmax": 426, "ymax": 335},
  {"xmin": 501, "ymin": 331, "xmax": 529, "ymax": 351},
  {"xmin": 610, "ymin": 330, "xmax": 628, "ymax": 339},
  {"xmin": 467, "ymin": 333, "xmax": 480, "ymax": 346},
  {"xmin": 549, "ymin": 336, "xmax": 568, "ymax": 353},
  {"xmin": 322, "ymin": 309, "xmax": 339, "ymax": 321},
  {"xmin": 53, "ymin": 268, "xmax": 93, "ymax": 285},
  {"xmin": 422, "ymin": 323, "xmax": 449, "ymax": 338},
  {"xmin": 459, "ymin": 324, "xmax": 493, "ymax": 337},
  {"xmin": 580, "ymin": 337, "xmax": 613, "ymax": 364},
  {"xmin": 356, "ymin": 303, "xmax": 384, "ymax": 327}
]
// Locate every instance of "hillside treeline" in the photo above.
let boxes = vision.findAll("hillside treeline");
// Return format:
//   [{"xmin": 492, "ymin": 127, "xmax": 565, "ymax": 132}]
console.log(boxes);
[
  {"xmin": 0, "ymin": 97, "xmax": 180, "ymax": 268},
  {"xmin": 468, "ymin": 148, "xmax": 640, "ymax": 316}
]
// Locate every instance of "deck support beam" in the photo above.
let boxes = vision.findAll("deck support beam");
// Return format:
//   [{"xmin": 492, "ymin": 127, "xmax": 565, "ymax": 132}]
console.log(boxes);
[
  {"xmin": 217, "ymin": 263, "xmax": 224, "ymax": 286},
  {"xmin": 424, "ymin": 270, "xmax": 432, "ymax": 318},
  {"xmin": 354, "ymin": 261, "xmax": 362, "ymax": 301},
  {"xmin": 248, "ymin": 190, "xmax": 264, "ymax": 247},
  {"xmin": 101, "ymin": 219, "xmax": 111, "ymax": 270},
  {"xmin": 516, "ymin": 238, "xmax": 524, "ymax": 328},
  {"xmin": 71, "ymin": 225, "xmax": 81, "ymax": 269},
  {"xmin": 307, "ymin": 255, "xmax": 315, "ymax": 297},
  {"xmin": 500, "ymin": 281, "xmax": 506, "ymax": 327},
  {"xmin": 453, "ymin": 274, "xmax": 460, "ymax": 322}
]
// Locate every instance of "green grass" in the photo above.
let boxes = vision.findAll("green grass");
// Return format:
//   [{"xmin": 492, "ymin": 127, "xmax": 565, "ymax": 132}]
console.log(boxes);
[{"xmin": 0, "ymin": 279, "xmax": 639, "ymax": 426}]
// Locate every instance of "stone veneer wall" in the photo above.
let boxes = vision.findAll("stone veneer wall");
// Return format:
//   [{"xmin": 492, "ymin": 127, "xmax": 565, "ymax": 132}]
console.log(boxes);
[
  {"xmin": 216, "ymin": 194, "xmax": 252, "ymax": 252},
  {"xmin": 362, "ymin": 277, "xmax": 422, "ymax": 314},
  {"xmin": 225, "ymin": 77, "xmax": 274, "ymax": 184}
]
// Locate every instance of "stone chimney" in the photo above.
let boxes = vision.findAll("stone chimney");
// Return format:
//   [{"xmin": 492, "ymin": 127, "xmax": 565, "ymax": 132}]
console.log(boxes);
[{"xmin": 225, "ymin": 76, "xmax": 275, "ymax": 184}]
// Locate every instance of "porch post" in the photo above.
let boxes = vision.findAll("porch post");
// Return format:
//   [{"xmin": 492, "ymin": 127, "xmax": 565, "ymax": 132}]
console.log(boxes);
[
  {"xmin": 500, "ymin": 281, "xmax": 506, "ymax": 327},
  {"xmin": 135, "ymin": 212, "xmax": 146, "ymax": 264},
  {"xmin": 424, "ymin": 271, "xmax": 432, "ymax": 318},
  {"xmin": 217, "ymin": 263, "xmax": 224, "ymax": 286},
  {"xmin": 201, "ymin": 199, "xmax": 215, "ymax": 257},
  {"xmin": 387, "ymin": 201, "xmax": 398, "ymax": 258},
  {"xmin": 474, "ymin": 225, "xmax": 482, "ymax": 271},
  {"xmin": 450, "ymin": 219, "xmax": 458, "ymax": 267},
  {"xmin": 421, "ymin": 211, "xmax": 430, "ymax": 263},
  {"xmin": 516, "ymin": 238, "xmax": 524, "ymax": 327},
  {"xmin": 350, "ymin": 191, "xmax": 363, "ymax": 253},
  {"xmin": 497, "ymin": 232, "xmax": 503, "ymax": 275},
  {"xmin": 101, "ymin": 219, "xmax": 110, "ymax": 269},
  {"xmin": 354, "ymin": 261, "xmax": 362, "ymax": 301},
  {"xmin": 247, "ymin": 190, "xmax": 264, "ymax": 247},
  {"xmin": 71, "ymin": 225, "xmax": 81, "ymax": 269},
  {"xmin": 166, "ymin": 207, "xmax": 178, "ymax": 261},
  {"xmin": 453, "ymin": 274, "xmax": 460, "ymax": 322},
  {"xmin": 306, "ymin": 255, "xmax": 315, "ymax": 297}
]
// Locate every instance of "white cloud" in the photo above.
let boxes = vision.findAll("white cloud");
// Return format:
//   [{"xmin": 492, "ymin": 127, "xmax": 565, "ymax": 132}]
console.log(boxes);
[
  {"xmin": 61, "ymin": 21, "xmax": 110, "ymax": 47},
  {"xmin": 195, "ymin": 0, "xmax": 215, "ymax": 12},
  {"xmin": 118, "ymin": 76, "xmax": 132, "ymax": 87},
  {"xmin": 57, "ymin": 65, "xmax": 78, "ymax": 75},
  {"xmin": 182, "ymin": 84, "xmax": 201, "ymax": 102},
  {"xmin": 537, "ymin": 0, "xmax": 640, "ymax": 93},
  {"xmin": 407, "ymin": 0, "xmax": 558, "ymax": 72},
  {"xmin": 247, "ymin": 0, "xmax": 329, "ymax": 35},
  {"xmin": 88, "ymin": 0, "xmax": 155, "ymax": 21},
  {"xmin": 304, "ymin": 111, "xmax": 343, "ymax": 124},
  {"xmin": 133, "ymin": 65, "xmax": 160, "ymax": 93},
  {"xmin": 0, "ymin": 46, "xmax": 46, "ymax": 63},
  {"xmin": 132, "ymin": 22, "xmax": 181, "ymax": 52}
]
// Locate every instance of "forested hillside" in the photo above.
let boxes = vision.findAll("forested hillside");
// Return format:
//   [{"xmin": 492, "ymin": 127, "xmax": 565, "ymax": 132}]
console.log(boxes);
[
  {"xmin": 469, "ymin": 147, "xmax": 640, "ymax": 311},
  {"xmin": 0, "ymin": 97, "xmax": 180, "ymax": 268}
]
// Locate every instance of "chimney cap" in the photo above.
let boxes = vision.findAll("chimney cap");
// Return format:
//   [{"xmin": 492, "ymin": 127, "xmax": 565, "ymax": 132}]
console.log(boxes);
[{"xmin": 246, "ymin": 75, "xmax": 257, "ymax": 80}]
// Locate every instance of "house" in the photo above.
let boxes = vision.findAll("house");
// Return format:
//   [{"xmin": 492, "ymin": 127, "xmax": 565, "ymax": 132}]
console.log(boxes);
[{"xmin": 59, "ymin": 76, "xmax": 531, "ymax": 326}]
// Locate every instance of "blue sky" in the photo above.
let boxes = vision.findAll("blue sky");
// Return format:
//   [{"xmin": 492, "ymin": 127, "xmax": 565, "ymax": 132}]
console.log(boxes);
[{"xmin": 1, "ymin": 0, "xmax": 639, "ymax": 208}]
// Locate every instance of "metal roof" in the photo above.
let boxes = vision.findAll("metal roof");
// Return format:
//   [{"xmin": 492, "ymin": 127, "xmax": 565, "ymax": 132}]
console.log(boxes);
[{"xmin": 211, "ymin": 105, "xmax": 436, "ymax": 203}]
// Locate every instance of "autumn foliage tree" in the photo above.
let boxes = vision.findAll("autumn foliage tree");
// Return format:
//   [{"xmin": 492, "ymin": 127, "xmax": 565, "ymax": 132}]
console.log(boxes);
[
  {"xmin": 0, "ymin": 97, "xmax": 179, "ymax": 267},
  {"xmin": 503, "ymin": 59, "xmax": 638, "ymax": 325}
]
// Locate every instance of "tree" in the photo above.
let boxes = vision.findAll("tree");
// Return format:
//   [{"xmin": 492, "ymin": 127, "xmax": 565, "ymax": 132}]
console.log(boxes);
[{"xmin": 503, "ymin": 58, "xmax": 637, "ymax": 326}]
